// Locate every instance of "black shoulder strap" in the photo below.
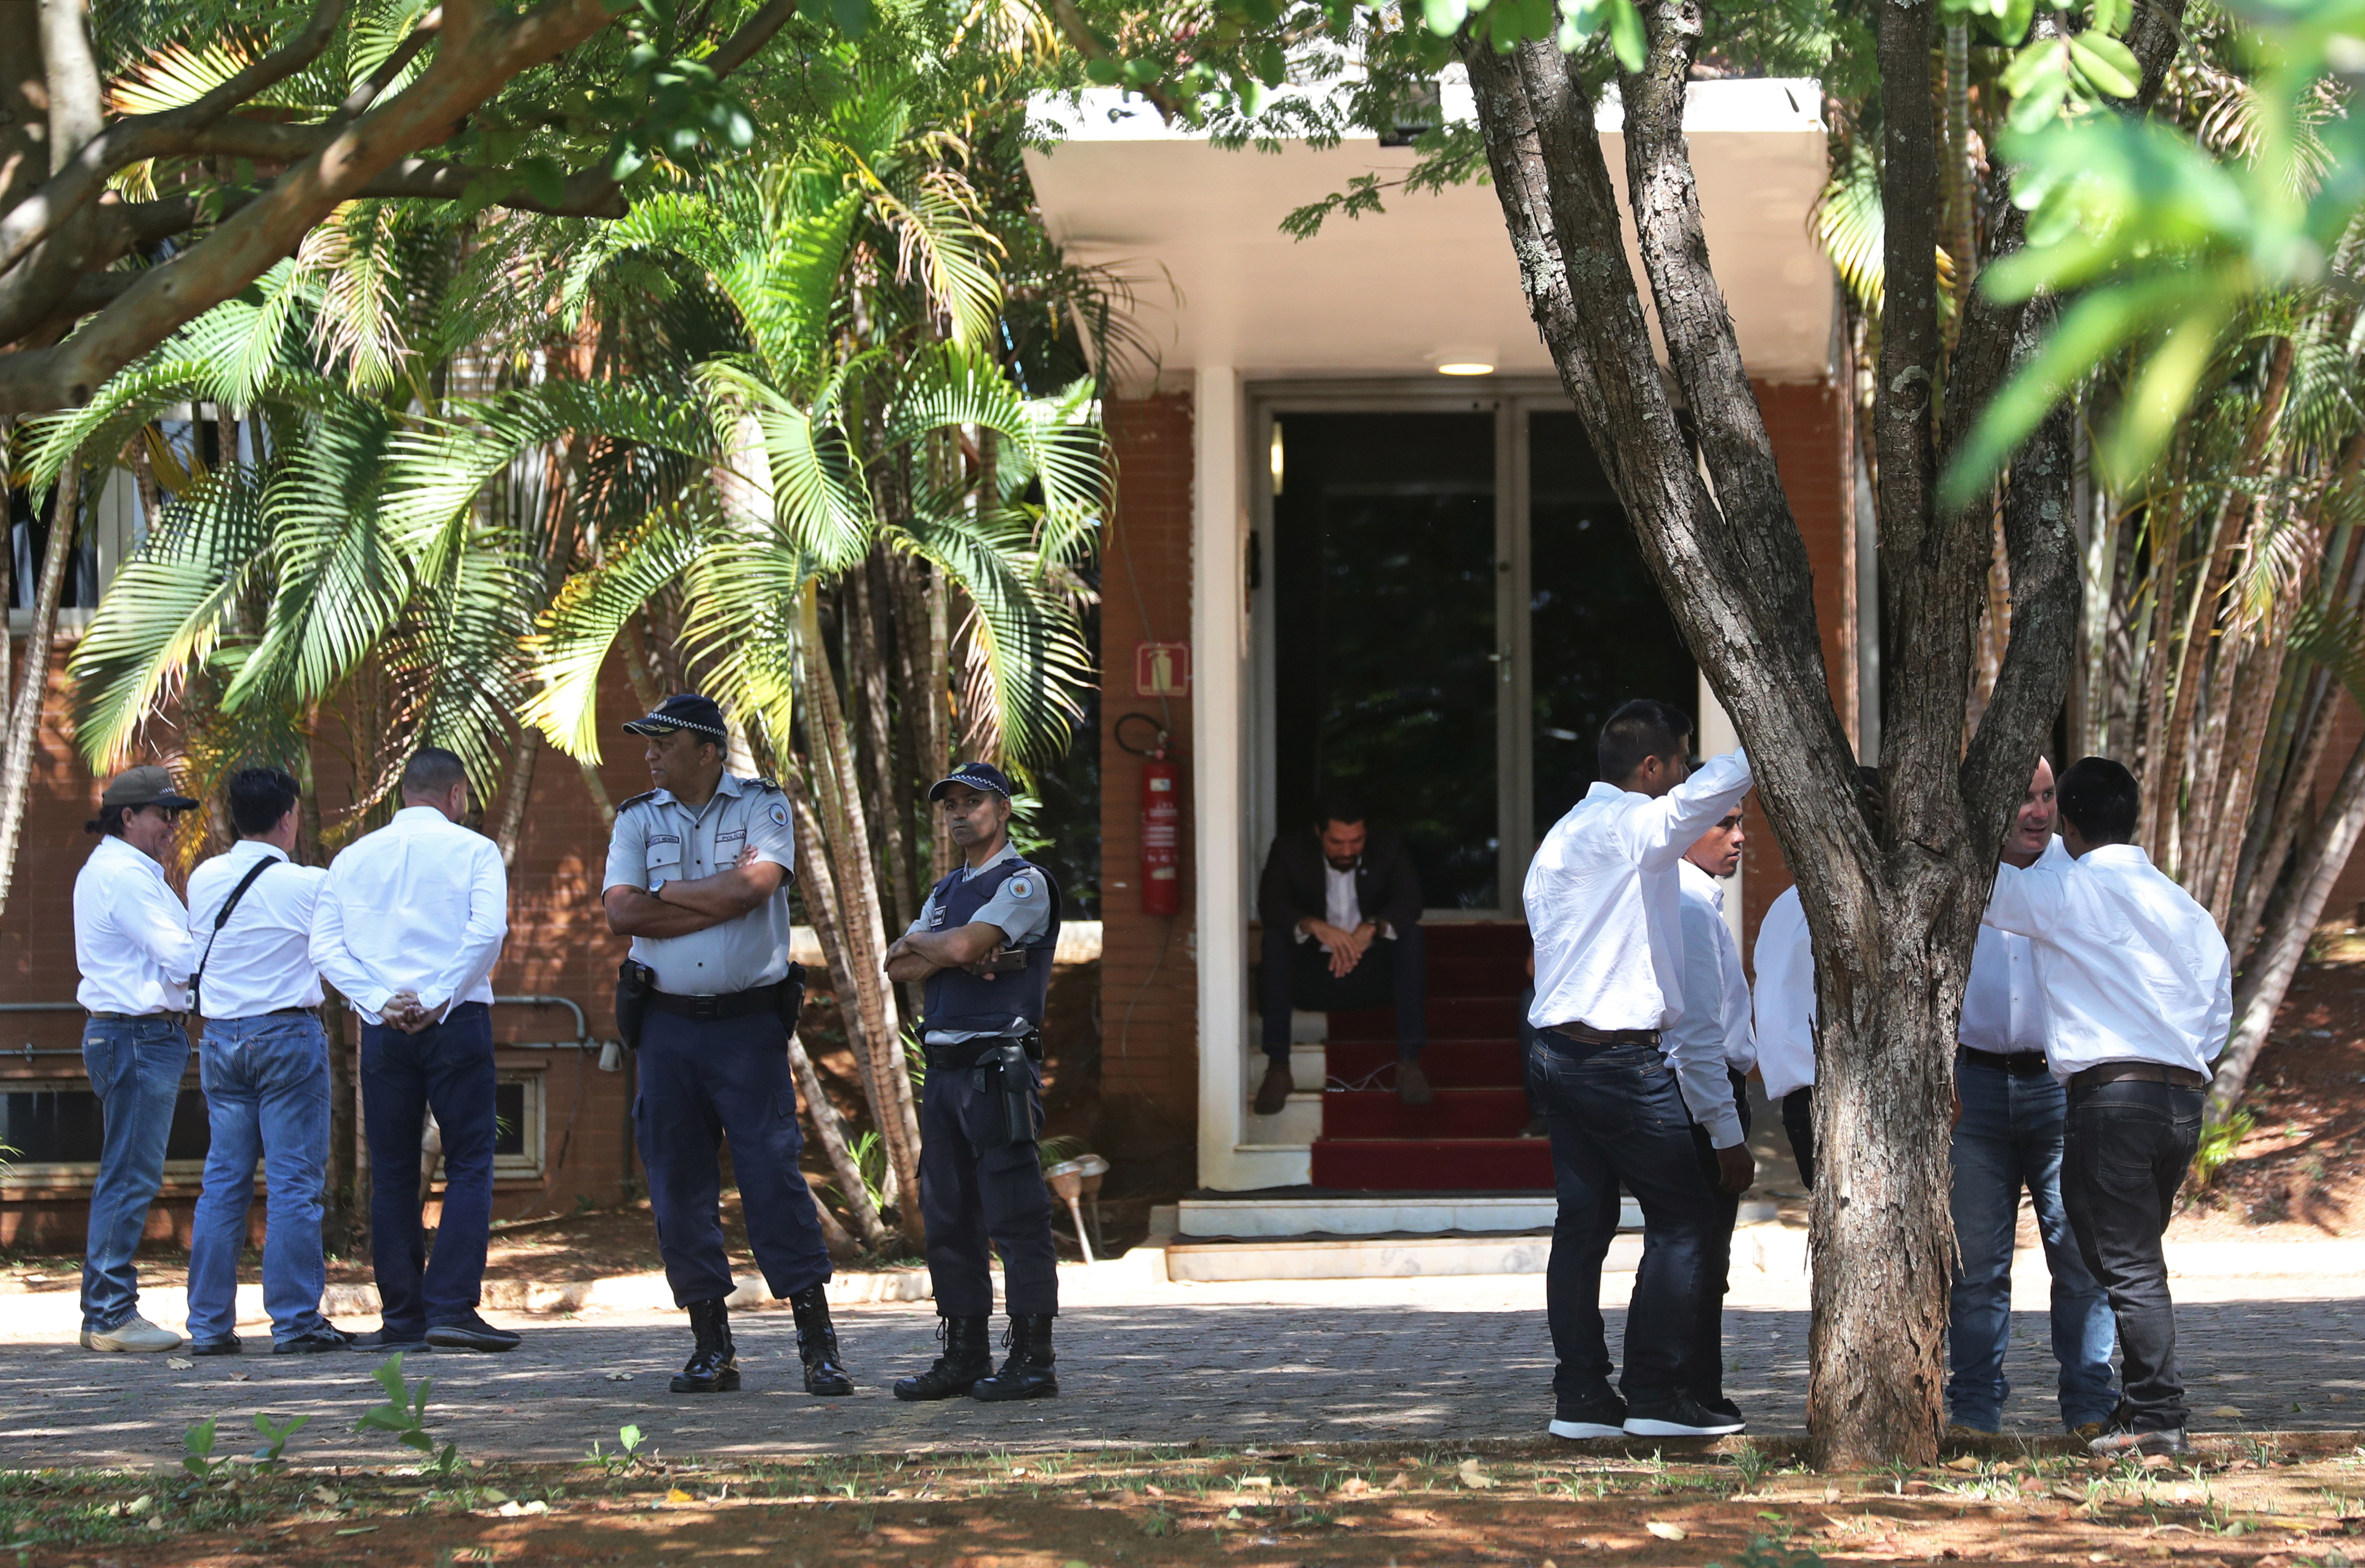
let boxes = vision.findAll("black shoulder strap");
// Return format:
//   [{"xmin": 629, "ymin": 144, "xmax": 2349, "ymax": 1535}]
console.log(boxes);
[{"xmin": 190, "ymin": 857, "xmax": 277, "ymax": 1014}]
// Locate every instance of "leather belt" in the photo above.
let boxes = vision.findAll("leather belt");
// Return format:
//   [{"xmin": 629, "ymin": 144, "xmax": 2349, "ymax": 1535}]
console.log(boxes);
[
  {"xmin": 1958, "ymin": 1045, "xmax": 2052, "ymax": 1077},
  {"xmin": 644, "ymin": 981, "xmax": 788, "ymax": 1022},
  {"xmin": 2069, "ymin": 1060, "xmax": 2207, "ymax": 1092},
  {"xmin": 86, "ymin": 1010, "xmax": 187, "ymax": 1024},
  {"xmin": 1542, "ymin": 1021, "xmax": 1662, "ymax": 1049}
]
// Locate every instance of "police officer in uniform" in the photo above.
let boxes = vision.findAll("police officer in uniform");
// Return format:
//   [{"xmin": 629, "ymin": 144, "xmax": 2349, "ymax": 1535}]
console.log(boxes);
[
  {"xmin": 601, "ymin": 694, "xmax": 852, "ymax": 1397},
  {"xmin": 884, "ymin": 763, "xmax": 1064, "ymax": 1402}
]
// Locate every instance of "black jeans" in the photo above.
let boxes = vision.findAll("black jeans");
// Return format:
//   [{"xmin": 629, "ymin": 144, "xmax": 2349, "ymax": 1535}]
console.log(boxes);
[
  {"xmin": 1531, "ymin": 1034, "xmax": 1720, "ymax": 1412},
  {"xmin": 1782, "ymin": 1087, "xmax": 1817, "ymax": 1190},
  {"xmin": 2060, "ymin": 1076, "xmax": 2203, "ymax": 1432},
  {"xmin": 1687, "ymin": 1068, "xmax": 1751, "ymax": 1406},
  {"xmin": 1257, "ymin": 921, "xmax": 1427, "ymax": 1060}
]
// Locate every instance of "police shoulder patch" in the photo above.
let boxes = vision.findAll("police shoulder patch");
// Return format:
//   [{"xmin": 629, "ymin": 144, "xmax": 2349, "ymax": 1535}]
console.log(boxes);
[
  {"xmin": 768, "ymin": 800, "xmax": 790, "ymax": 827},
  {"xmin": 1008, "ymin": 875, "xmax": 1037, "ymax": 899}
]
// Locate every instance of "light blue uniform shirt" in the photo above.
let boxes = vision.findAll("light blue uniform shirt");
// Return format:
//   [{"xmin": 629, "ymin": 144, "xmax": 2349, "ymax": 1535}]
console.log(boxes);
[
  {"xmin": 603, "ymin": 774, "xmax": 796, "ymax": 995},
  {"xmin": 907, "ymin": 842, "xmax": 1053, "ymax": 1045}
]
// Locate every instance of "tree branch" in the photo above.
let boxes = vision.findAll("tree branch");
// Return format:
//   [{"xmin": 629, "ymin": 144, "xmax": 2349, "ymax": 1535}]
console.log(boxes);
[
  {"xmin": 0, "ymin": 0, "xmax": 348, "ymax": 280},
  {"xmin": 0, "ymin": 0, "xmax": 616, "ymax": 413},
  {"xmin": 358, "ymin": 157, "xmax": 628, "ymax": 216}
]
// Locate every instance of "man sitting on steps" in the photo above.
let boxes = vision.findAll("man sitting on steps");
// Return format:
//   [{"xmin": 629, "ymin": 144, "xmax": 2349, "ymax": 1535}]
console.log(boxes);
[{"xmin": 1253, "ymin": 793, "xmax": 1427, "ymax": 1116}]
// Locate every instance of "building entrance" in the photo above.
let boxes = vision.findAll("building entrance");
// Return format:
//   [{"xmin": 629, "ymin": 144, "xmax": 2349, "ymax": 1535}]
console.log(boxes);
[{"xmin": 1258, "ymin": 394, "xmax": 1696, "ymax": 916}]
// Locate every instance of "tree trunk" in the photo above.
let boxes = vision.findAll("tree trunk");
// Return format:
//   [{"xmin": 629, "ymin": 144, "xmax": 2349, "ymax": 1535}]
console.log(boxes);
[
  {"xmin": 494, "ymin": 724, "xmax": 539, "ymax": 868},
  {"xmin": 788, "ymin": 1026, "xmax": 890, "ymax": 1251},
  {"xmin": 786, "ymin": 594, "xmax": 925, "ymax": 1245},
  {"xmin": 0, "ymin": 455, "xmax": 79, "ymax": 921},
  {"xmin": 846, "ymin": 554, "xmax": 916, "ymax": 944},
  {"xmin": 924, "ymin": 564, "xmax": 954, "ymax": 884},
  {"xmin": 2208, "ymin": 727, "xmax": 2365, "ymax": 1122}
]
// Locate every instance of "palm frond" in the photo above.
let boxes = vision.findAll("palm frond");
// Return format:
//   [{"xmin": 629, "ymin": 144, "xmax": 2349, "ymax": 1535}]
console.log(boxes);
[{"xmin": 525, "ymin": 516, "xmax": 706, "ymax": 762}]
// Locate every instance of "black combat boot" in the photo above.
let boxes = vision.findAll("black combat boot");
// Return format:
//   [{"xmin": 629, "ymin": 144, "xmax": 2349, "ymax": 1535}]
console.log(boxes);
[
  {"xmin": 892, "ymin": 1315, "xmax": 993, "ymax": 1402},
  {"xmin": 789, "ymin": 1284, "xmax": 854, "ymax": 1396},
  {"xmin": 970, "ymin": 1314, "xmax": 1058, "ymax": 1402},
  {"xmin": 670, "ymin": 1298, "xmax": 739, "ymax": 1393}
]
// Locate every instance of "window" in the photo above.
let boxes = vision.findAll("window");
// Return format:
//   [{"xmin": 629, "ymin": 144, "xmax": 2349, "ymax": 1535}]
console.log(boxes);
[
  {"xmin": 0, "ymin": 1080, "xmax": 209, "ymax": 1189},
  {"xmin": 493, "ymin": 1071, "xmax": 545, "ymax": 1180}
]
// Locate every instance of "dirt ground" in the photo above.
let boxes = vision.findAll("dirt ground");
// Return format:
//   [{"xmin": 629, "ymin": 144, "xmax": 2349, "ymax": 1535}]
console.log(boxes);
[{"xmin": 3, "ymin": 1432, "xmax": 2362, "ymax": 1566}]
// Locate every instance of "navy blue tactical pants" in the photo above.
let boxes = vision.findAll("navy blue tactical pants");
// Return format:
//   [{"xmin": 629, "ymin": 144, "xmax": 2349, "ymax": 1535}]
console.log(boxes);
[
  {"xmin": 634, "ymin": 1008, "xmax": 832, "ymax": 1306},
  {"xmin": 920, "ymin": 1049, "xmax": 1059, "ymax": 1318}
]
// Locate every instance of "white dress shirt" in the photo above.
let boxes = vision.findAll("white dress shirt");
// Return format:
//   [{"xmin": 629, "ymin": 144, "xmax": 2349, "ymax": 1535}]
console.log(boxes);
[
  {"xmin": 1960, "ymin": 836, "xmax": 2067, "ymax": 1056},
  {"xmin": 187, "ymin": 841, "xmax": 329, "ymax": 1018},
  {"xmin": 1524, "ymin": 750, "xmax": 1753, "ymax": 1034},
  {"xmin": 1324, "ymin": 862, "xmax": 1363, "ymax": 933},
  {"xmin": 312, "ymin": 807, "xmax": 509, "ymax": 1024},
  {"xmin": 1750, "ymin": 884, "xmax": 1816, "ymax": 1101},
  {"xmin": 1665, "ymin": 859, "xmax": 1754, "ymax": 1147},
  {"xmin": 74, "ymin": 834, "xmax": 195, "ymax": 1015},
  {"xmin": 1982, "ymin": 842, "xmax": 2233, "ymax": 1081}
]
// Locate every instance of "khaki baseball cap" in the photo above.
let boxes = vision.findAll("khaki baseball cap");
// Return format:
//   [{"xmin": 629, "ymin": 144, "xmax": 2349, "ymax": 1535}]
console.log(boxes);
[{"xmin": 100, "ymin": 765, "xmax": 198, "ymax": 812}]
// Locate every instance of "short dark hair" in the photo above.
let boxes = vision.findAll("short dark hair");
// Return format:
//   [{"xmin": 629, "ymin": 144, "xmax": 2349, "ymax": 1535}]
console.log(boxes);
[
  {"xmin": 401, "ymin": 748, "xmax": 468, "ymax": 800},
  {"xmin": 229, "ymin": 767, "xmax": 301, "ymax": 836},
  {"xmin": 84, "ymin": 804, "xmax": 132, "ymax": 838},
  {"xmin": 1315, "ymin": 790, "xmax": 1367, "ymax": 828},
  {"xmin": 1598, "ymin": 699, "xmax": 1693, "ymax": 786},
  {"xmin": 2057, "ymin": 756, "xmax": 2140, "ymax": 845}
]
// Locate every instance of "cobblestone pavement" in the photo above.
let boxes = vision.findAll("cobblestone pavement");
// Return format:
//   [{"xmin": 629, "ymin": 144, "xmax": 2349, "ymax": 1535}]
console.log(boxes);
[{"xmin": 0, "ymin": 1268, "xmax": 2359, "ymax": 1471}]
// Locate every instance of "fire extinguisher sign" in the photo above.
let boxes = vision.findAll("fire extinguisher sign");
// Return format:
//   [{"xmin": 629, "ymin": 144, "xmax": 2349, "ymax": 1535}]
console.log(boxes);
[{"xmin": 1134, "ymin": 641, "xmax": 1190, "ymax": 697}]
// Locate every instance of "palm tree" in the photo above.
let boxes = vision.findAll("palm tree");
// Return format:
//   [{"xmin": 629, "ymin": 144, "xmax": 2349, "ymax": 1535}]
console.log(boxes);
[{"xmin": 406, "ymin": 88, "xmax": 1106, "ymax": 1244}]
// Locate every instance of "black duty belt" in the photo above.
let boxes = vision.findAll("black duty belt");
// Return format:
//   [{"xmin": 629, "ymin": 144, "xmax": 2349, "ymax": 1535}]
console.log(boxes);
[
  {"xmin": 2069, "ymin": 1061, "xmax": 2207, "ymax": 1092},
  {"xmin": 87, "ymin": 1010, "xmax": 187, "ymax": 1024},
  {"xmin": 645, "ymin": 981, "xmax": 791, "ymax": 1022},
  {"xmin": 924, "ymin": 1032, "xmax": 1043, "ymax": 1072},
  {"xmin": 1959, "ymin": 1045, "xmax": 2052, "ymax": 1077},
  {"xmin": 1542, "ymin": 1021, "xmax": 1662, "ymax": 1051}
]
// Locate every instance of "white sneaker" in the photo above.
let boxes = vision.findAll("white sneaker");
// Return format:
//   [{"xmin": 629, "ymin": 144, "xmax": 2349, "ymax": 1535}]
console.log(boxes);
[{"xmin": 81, "ymin": 1315, "xmax": 184, "ymax": 1353}]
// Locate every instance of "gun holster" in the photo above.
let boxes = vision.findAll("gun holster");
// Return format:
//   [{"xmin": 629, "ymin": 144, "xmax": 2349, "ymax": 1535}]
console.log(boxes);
[
  {"xmin": 776, "ymin": 962, "xmax": 807, "ymax": 1036},
  {"xmin": 615, "ymin": 959, "xmax": 656, "ymax": 1052},
  {"xmin": 972, "ymin": 1033, "xmax": 1043, "ymax": 1149}
]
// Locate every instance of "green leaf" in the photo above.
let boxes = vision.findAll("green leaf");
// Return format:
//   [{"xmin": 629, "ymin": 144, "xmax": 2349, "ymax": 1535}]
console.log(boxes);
[
  {"xmin": 1606, "ymin": 0, "xmax": 1646, "ymax": 67},
  {"xmin": 1424, "ymin": 0, "xmax": 1468, "ymax": 35},
  {"xmin": 2068, "ymin": 32, "xmax": 2141, "ymax": 97},
  {"xmin": 2088, "ymin": 0, "xmax": 2131, "ymax": 35}
]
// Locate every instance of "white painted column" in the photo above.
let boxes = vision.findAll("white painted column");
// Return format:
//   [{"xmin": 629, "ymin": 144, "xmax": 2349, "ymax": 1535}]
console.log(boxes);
[
  {"xmin": 1697, "ymin": 671, "xmax": 1747, "ymax": 948},
  {"xmin": 1192, "ymin": 365, "xmax": 1251, "ymax": 1189}
]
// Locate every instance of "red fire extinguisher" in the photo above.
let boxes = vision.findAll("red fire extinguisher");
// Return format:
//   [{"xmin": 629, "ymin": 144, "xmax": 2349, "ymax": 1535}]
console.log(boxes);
[{"xmin": 1141, "ymin": 750, "xmax": 1181, "ymax": 917}]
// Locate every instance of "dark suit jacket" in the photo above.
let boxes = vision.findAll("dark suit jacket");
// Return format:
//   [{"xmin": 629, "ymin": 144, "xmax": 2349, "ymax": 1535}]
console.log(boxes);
[{"xmin": 1257, "ymin": 827, "xmax": 1424, "ymax": 936}]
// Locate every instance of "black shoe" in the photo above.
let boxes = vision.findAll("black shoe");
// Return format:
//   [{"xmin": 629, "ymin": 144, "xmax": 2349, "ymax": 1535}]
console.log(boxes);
[
  {"xmin": 1252, "ymin": 1061, "xmax": 1295, "ymax": 1117},
  {"xmin": 349, "ymin": 1328, "xmax": 429, "ymax": 1353},
  {"xmin": 187, "ymin": 1336, "xmax": 243, "ymax": 1357},
  {"xmin": 274, "ymin": 1327, "xmax": 355, "ymax": 1354},
  {"xmin": 971, "ymin": 1314, "xmax": 1058, "ymax": 1402},
  {"xmin": 1548, "ymin": 1389, "xmax": 1628, "ymax": 1440},
  {"xmin": 790, "ymin": 1284, "xmax": 853, "ymax": 1396},
  {"xmin": 426, "ymin": 1314, "xmax": 521, "ymax": 1353},
  {"xmin": 1625, "ymin": 1393, "xmax": 1746, "ymax": 1437},
  {"xmin": 671, "ymin": 1297, "xmax": 740, "ymax": 1393},
  {"xmin": 893, "ymin": 1315, "xmax": 994, "ymax": 1401},
  {"xmin": 1702, "ymin": 1395, "xmax": 1747, "ymax": 1429}
]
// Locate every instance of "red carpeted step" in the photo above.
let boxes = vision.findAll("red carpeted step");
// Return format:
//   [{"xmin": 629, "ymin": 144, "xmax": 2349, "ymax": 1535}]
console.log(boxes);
[
  {"xmin": 1309, "ymin": 1137, "xmax": 1553, "ymax": 1191},
  {"xmin": 1323, "ymin": 997, "xmax": 1525, "ymax": 1044},
  {"xmin": 1428, "ymin": 955, "xmax": 1531, "ymax": 996},
  {"xmin": 1322, "ymin": 1040, "xmax": 1525, "ymax": 1088},
  {"xmin": 1420, "ymin": 924, "xmax": 1532, "ymax": 956},
  {"xmin": 1322, "ymin": 1087, "xmax": 1532, "ymax": 1139}
]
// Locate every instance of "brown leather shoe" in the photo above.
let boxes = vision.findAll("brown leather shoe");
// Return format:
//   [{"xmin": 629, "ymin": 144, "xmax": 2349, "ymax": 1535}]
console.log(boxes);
[
  {"xmin": 1396, "ymin": 1058, "xmax": 1433, "ymax": 1106},
  {"xmin": 1252, "ymin": 1061, "xmax": 1295, "ymax": 1116}
]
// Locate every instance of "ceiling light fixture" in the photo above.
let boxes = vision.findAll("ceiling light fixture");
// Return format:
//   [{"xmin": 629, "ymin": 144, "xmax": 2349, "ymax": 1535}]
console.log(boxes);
[{"xmin": 1436, "ymin": 362, "xmax": 1495, "ymax": 377}]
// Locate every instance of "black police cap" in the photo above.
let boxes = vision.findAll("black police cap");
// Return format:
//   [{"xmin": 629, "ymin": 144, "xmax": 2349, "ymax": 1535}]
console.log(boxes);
[
  {"xmin": 622, "ymin": 693, "xmax": 728, "ymax": 741},
  {"xmin": 929, "ymin": 762, "xmax": 1015, "ymax": 801}
]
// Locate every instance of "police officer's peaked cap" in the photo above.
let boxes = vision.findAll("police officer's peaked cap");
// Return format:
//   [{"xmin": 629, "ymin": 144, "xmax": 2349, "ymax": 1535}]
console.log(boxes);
[
  {"xmin": 929, "ymin": 762, "xmax": 1015, "ymax": 802},
  {"xmin": 100, "ymin": 764, "xmax": 198, "ymax": 812},
  {"xmin": 622, "ymin": 693, "xmax": 728, "ymax": 741}
]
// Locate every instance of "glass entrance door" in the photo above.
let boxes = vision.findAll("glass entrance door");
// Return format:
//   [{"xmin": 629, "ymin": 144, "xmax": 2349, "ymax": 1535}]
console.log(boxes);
[{"xmin": 1255, "ymin": 391, "xmax": 1696, "ymax": 916}]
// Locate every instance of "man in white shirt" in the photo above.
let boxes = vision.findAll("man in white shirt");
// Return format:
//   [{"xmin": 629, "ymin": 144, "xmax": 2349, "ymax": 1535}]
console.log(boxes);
[
  {"xmin": 313, "ymin": 748, "xmax": 516, "ymax": 1355},
  {"xmin": 1747, "ymin": 767, "xmax": 1884, "ymax": 1194},
  {"xmin": 182, "ymin": 767, "xmax": 348, "ymax": 1356},
  {"xmin": 1671, "ymin": 802, "xmax": 1756, "ymax": 1423},
  {"xmin": 1984, "ymin": 755, "xmax": 2232, "ymax": 1458},
  {"xmin": 1524, "ymin": 699, "xmax": 1754, "ymax": 1442},
  {"xmin": 72, "ymin": 766, "xmax": 200, "ymax": 1353},
  {"xmin": 1949, "ymin": 759, "xmax": 2116, "ymax": 1438}
]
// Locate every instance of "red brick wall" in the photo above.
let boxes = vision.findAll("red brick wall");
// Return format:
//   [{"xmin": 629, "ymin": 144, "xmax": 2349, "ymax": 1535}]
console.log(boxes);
[{"xmin": 1095, "ymin": 394, "xmax": 1202, "ymax": 1178}]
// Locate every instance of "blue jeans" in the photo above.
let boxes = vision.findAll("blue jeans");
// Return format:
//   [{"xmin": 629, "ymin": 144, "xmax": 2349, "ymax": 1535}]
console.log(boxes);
[
  {"xmin": 1532, "ymin": 1034, "xmax": 1720, "ymax": 1411},
  {"xmin": 361, "ymin": 1003, "xmax": 496, "ymax": 1335},
  {"xmin": 79, "ymin": 1014, "xmax": 191, "ymax": 1333},
  {"xmin": 186, "ymin": 1015, "xmax": 331, "ymax": 1345},
  {"xmin": 1947, "ymin": 1054, "xmax": 2118, "ymax": 1430}
]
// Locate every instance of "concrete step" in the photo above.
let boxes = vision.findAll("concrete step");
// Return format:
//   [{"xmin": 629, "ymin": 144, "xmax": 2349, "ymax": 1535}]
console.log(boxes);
[{"xmin": 1160, "ymin": 1214, "xmax": 1798, "ymax": 1283}]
